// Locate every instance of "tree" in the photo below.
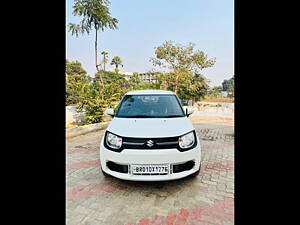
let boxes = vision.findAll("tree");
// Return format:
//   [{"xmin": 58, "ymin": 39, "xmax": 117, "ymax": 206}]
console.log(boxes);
[
  {"xmin": 101, "ymin": 51, "xmax": 108, "ymax": 71},
  {"xmin": 208, "ymin": 86, "xmax": 223, "ymax": 98},
  {"xmin": 222, "ymin": 76, "xmax": 234, "ymax": 98},
  {"xmin": 222, "ymin": 76, "xmax": 234, "ymax": 93},
  {"xmin": 78, "ymin": 70, "xmax": 129, "ymax": 123},
  {"xmin": 76, "ymin": 83, "xmax": 110, "ymax": 124},
  {"xmin": 110, "ymin": 56, "xmax": 123, "ymax": 73},
  {"xmin": 156, "ymin": 71, "xmax": 208, "ymax": 102},
  {"xmin": 66, "ymin": 60, "xmax": 91, "ymax": 105},
  {"xmin": 222, "ymin": 76, "xmax": 234, "ymax": 97},
  {"xmin": 68, "ymin": 0, "xmax": 118, "ymax": 98},
  {"xmin": 150, "ymin": 41, "xmax": 215, "ymax": 94},
  {"xmin": 102, "ymin": 71, "xmax": 128, "ymax": 100},
  {"xmin": 130, "ymin": 72, "xmax": 142, "ymax": 88},
  {"xmin": 188, "ymin": 73, "xmax": 210, "ymax": 101},
  {"xmin": 150, "ymin": 41, "xmax": 216, "ymax": 73}
]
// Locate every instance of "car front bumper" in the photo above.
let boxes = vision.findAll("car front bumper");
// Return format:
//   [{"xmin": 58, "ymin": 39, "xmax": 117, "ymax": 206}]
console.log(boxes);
[{"xmin": 99, "ymin": 138, "xmax": 201, "ymax": 181}]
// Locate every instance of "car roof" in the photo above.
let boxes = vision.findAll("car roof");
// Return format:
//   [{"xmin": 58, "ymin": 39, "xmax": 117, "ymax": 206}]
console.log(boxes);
[{"xmin": 125, "ymin": 89, "xmax": 175, "ymax": 95}]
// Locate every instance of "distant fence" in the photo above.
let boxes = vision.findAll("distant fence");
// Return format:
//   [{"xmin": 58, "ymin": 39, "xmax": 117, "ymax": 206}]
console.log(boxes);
[{"xmin": 193, "ymin": 102, "xmax": 234, "ymax": 113}]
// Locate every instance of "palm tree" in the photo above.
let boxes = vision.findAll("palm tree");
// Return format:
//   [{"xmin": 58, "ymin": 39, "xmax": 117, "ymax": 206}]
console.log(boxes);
[
  {"xmin": 68, "ymin": 0, "xmax": 118, "ymax": 91},
  {"xmin": 110, "ymin": 56, "xmax": 123, "ymax": 73},
  {"xmin": 101, "ymin": 51, "xmax": 108, "ymax": 71}
]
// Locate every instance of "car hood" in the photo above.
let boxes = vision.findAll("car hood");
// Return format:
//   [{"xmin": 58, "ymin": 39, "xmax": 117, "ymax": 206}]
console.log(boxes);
[{"xmin": 107, "ymin": 117, "xmax": 194, "ymax": 138}]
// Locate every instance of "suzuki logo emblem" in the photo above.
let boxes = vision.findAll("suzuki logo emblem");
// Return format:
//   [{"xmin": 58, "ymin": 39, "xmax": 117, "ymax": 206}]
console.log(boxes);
[{"xmin": 146, "ymin": 140, "xmax": 154, "ymax": 147}]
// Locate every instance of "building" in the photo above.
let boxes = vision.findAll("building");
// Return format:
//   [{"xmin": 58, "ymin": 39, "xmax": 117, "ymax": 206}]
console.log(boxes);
[
  {"xmin": 139, "ymin": 72, "xmax": 157, "ymax": 83},
  {"xmin": 123, "ymin": 72, "xmax": 133, "ymax": 81},
  {"xmin": 123, "ymin": 72, "xmax": 158, "ymax": 83}
]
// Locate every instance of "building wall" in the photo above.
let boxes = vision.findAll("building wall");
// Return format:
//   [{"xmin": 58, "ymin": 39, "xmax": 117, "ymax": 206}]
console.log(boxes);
[
  {"xmin": 139, "ymin": 72, "xmax": 157, "ymax": 83},
  {"xmin": 123, "ymin": 72, "xmax": 158, "ymax": 83}
]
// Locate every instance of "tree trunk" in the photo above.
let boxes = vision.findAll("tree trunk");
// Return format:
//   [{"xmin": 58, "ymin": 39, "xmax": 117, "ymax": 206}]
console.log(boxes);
[
  {"xmin": 95, "ymin": 30, "xmax": 99, "ymax": 72},
  {"xmin": 95, "ymin": 29, "xmax": 104, "ymax": 100},
  {"xmin": 103, "ymin": 57, "xmax": 106, "ymax": 71},
  {"xmin": 115, "ymin": 64, "xmax": 119, "ymax": 73},
  {"xmin": 102, "ymin": 53, "xmax": 106, "ymax": 71}
]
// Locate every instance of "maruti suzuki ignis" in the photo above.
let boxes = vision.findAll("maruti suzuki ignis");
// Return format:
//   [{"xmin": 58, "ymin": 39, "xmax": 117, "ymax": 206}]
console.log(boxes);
[{"xmin": 100, "ymin": 90, "xmax": 201, "ymax": 181}]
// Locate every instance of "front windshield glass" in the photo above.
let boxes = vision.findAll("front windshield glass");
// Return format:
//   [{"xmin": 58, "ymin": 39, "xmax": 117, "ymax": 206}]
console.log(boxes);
[{"xmin": 115, "ymin": 94, "xmax": 185, "ymax": 118}]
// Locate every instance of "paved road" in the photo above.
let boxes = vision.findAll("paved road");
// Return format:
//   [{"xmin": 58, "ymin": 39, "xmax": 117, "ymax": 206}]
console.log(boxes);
[{"xmin": 66, "ymin": 122, "xmax": 234, "ymax": 225}]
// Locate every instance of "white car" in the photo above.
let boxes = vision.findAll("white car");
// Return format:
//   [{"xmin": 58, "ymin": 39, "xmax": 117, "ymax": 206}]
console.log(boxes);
[{"xmin": 100, "ymin": 90, "xmax": 201, "ymax": 181}]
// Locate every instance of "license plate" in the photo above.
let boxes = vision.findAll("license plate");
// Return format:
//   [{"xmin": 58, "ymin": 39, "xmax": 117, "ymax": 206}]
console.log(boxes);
[{"xmin": 131, "ymin": 164, "xmax": 169, "ymax": 175}]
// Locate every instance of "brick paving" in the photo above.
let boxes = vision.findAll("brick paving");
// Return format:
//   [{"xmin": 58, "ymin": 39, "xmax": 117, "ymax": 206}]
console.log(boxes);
[{"xmin": 66, "ymin": 121, "xmax": 234, "ymax": 225}]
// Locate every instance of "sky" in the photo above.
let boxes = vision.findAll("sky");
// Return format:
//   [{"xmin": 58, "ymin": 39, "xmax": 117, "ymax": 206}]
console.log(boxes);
[{"xmin": 66, "ymin": 0, "xmax": 234, "ymax": 87}]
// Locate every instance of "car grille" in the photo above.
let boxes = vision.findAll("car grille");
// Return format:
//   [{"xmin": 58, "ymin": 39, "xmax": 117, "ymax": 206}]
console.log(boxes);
[{"xmin": 122, "ymin": 136, "xmax": 179, "ymax": 149}]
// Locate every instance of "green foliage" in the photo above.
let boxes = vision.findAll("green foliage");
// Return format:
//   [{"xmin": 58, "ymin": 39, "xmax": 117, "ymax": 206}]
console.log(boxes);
[
  {"xmin": 222, "ymin": 76, "xmax": 234, "ymax": 92},
  {"xmin": 66, "ymin": 1, "xmax": 123, "ymax": 124},
  {"xmin": 66, "ymin": 60, "xmax": 91, "ymax": 105},
  {"xmin": 101, "ymin": 51, "xmax": 108, "ymax": 70},
  {"xmin": 157, "ymin": 71, "xmax": 209, "ymax": 102},
  {"xmin": 187, "ymin": 73, "xmax": 210, "ymax": 101},
  {"xmin": 150, "ymin": 41, "xmax": 216, "ymax": 74},
  {"xmin": 101, "ymin": 70, "xmax": 129, "ymax": 99},
  {"xmin": 66, "ymin": 61, "xmax": 125, "ymax": 124},
  {"xmin": 75, "ymin": 70, "xmax": 131, "ymax": 124},
  {"xmin": 110, "ymin": 56, "xmax": 123, "ymax": 73},
  {"xmin": 208, "ymin": 86, "xmax": 223, "ymax": 97},
  {"xmin": 76, "ymin": 85, "xmax": 111, "ymax": 124},
  {"xmin": 150, "ymin": 41, "xmax": 215, "ymax": 102},
  {"xmin": 129, "ymin": 72, "xmax": 142, "ymax": 89},
  {"xmin": 68, "ymin": 0, "xmax": 118, "ymax": 80},
  {"xmin": 68, "ymin": 0, "xmax": 118, "ymax": 36}
]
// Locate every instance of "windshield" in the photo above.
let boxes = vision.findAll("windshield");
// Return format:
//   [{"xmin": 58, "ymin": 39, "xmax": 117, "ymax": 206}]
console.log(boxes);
[{"xmin": 115, "ymin": 94, "xmax": 185, "ymax": 118}]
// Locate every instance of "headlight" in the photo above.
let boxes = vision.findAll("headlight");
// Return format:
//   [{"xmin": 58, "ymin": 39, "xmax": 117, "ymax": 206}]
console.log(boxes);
[
  {"xmin": 179, "ymin": 131, "xmax": 195, "ymax": 149},
  {"xmin": 106, "ymin": 131, "xmax": 122, "ymax": 149}
]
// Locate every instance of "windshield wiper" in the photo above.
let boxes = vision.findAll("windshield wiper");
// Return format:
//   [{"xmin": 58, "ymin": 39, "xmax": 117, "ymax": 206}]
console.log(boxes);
[
  {"xmin": 165, "ymin": 115, "xmax": 183, "ymax": 118},
  {"xmin": 120, "ymin": 115, "xmax": 183, "ymax": 118},
  {"xmin": 126, "ymin": 115, "xmax": 153, "ymax": 118}
]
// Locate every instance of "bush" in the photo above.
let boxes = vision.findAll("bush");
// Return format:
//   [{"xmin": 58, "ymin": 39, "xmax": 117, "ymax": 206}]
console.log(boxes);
[
  {"xmin": 76, "ymin": 71, "xmax": 126, "ymax": 124},
  {"xmin": 66, "ymin": 60, "xmax": 91, "ymax": 106}
]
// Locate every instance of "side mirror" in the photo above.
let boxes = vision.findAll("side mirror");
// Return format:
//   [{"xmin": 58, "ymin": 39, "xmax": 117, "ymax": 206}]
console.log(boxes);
[
  {"xmin": 186, "ymin": 108, "xmax": 194, "ymax": 117},
  {"xmin": 105, "ymin": 108, "xmax": 114, "ymax": 116}
]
